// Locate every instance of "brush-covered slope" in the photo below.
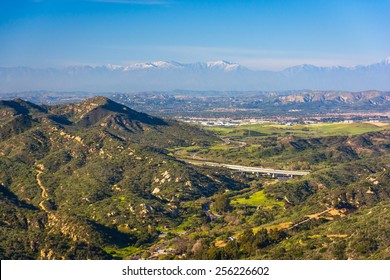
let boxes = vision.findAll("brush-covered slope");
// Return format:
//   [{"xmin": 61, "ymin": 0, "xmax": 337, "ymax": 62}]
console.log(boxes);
[{"xmin": 0, "ymin": 97, "xmax": 245, "ymax": 259}]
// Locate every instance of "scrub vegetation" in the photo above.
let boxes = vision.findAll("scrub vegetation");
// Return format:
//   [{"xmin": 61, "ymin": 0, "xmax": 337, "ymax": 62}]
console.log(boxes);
[{"xmin": 1, "ymin": 98, "xmax": 389, "ymax": 260}]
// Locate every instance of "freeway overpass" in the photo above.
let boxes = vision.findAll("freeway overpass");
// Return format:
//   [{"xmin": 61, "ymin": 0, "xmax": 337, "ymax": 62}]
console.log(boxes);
[{"xmin": 185, "ymin": 160, "xmax": 310, "ymax": 178}]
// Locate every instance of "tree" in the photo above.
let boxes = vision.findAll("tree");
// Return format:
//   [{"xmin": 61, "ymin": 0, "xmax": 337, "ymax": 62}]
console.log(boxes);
[
  {"xmin": 253, "ymin": 228, "xmax": 270, "ymax": 248},
  {"xmin": 214, "ymin": 193, "xmax": 231, "ymax": 213}
]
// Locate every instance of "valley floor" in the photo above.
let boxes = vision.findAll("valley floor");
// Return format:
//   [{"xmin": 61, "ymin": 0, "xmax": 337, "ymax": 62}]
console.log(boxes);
[{"xmin": 115, "ymin": 122, "xmax": 390, "ymax": 260}]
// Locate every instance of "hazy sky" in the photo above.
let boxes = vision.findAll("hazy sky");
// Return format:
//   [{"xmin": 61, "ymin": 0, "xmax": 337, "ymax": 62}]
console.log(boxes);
[{"xmin": 0, "ymin": 0, "xmax": 389, "ymax": 70}]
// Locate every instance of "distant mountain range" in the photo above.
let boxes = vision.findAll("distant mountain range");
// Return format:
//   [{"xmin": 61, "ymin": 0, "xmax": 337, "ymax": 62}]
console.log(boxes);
[{"xmin": 0, "ymin": 58, "xmax": 389, "ymax": 92}]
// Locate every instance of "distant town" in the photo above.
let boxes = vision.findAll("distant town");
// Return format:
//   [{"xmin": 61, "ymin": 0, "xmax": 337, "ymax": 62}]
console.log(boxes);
[
  {"xmin": 177, "ymin": 113, "xmax": 390, "ymax": 127},
  {"xmin": 2, "ymin": 90, "xmax": 389, "ymax": 126}
]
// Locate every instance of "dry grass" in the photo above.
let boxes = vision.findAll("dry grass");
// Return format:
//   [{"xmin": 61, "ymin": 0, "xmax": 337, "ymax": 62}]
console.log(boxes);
[{"xmin": 215, "ymin": 240, "xmax": 228, "ymax": 248}]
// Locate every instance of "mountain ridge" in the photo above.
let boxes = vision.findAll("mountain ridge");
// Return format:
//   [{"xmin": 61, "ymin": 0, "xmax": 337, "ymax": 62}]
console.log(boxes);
[
  {"xmin": 0, "ymin": 97, "xmax": 245, "ymax": 259},
  {"xmin": 1, "ymin": 58, "xmax": 389, "ymax": 92}
]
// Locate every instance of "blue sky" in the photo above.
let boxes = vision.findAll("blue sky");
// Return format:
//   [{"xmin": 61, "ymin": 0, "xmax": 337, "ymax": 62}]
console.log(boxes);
[{"xmin": 0, "ymin": 0, "xmax": 389, "ymax": 70}]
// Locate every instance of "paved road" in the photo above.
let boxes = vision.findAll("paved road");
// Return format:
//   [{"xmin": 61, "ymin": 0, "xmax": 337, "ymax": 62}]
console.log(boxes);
[
  {"xmin": 186, "ymin": 160, "xmax": 310, "ymax": 177},
  {"xmin": 221, "ymin": 137, "xmax": 247, "ymax": 148}
]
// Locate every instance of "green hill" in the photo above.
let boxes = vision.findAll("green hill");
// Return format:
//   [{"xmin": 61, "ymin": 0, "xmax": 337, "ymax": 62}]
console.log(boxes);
[{"xmin": 0, "ymin": 97, "xmax": 245, "ymax": 259}]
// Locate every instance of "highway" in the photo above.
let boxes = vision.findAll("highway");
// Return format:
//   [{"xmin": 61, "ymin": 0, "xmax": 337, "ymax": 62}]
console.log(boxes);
[{"xmin": 185, "ymin": 160, "xmax": 310, "ymax": 177}]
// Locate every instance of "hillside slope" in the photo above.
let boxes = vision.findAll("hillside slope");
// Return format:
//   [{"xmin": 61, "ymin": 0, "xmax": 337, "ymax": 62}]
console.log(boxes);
[{"xmin": 0, "ymin": 97, "xmax": 245, "ymax": 259}]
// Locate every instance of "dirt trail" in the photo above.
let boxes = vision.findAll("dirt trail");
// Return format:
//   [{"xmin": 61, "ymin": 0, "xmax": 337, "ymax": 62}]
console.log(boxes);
[
  {"xmin": 35, "ymin": 165, "xmax": 50, "ymax": 212},
  {"xmin": 36, "ymin": 170, "xmax": 48, "ymax": 199},
  {"xmin": 38, "ymin": 201, "xmax": 48, "ymax": 212},
  {"xmin": 288, "ymin": 209, "xmax": 332, "ymax": 229}
]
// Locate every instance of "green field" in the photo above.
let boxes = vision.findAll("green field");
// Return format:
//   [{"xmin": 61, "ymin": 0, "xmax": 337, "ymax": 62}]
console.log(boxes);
[
  {"xmin": 206, "ymin": 122, "xmax": 390, "ymax": 138},
  {"xmin": 232, "ymin": 190, "xmax": 284, "ymax": 208},
  {"xmin": 104, "ymin": 245, "xmax": 144, "ymax": 259}
]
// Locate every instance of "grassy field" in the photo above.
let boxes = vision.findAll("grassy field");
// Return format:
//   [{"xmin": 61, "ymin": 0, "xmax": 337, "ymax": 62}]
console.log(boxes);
[
  {"xmin": 232, "ymin": 190, "xmax": 284, "ymax": 208},
  {"xmin": 104, "ymin": 246, "xmax": 144, "ymax": 259},
  {"xmin": 206, "ymin": 122, "xmax": 390, "ymax": 138}
]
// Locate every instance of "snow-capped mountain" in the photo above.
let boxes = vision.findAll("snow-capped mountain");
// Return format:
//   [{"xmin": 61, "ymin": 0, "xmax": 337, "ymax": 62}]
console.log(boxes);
[
  {"xmin": 205, "ymin": 60, "xmax": 241, "ymax": 71},
  {"xmin": 381, "ymin": 57, "xmax": 390, "ymax": 65},
  {"xmin": 0, "ymin": 59, "xmax": 389, "ymax": 93},
  {"xmin": 125, "ymin": 61, "xmax": 185, "ymax": 70},
  {"xmin": 104, "ymin": 60, "xmax": 243, "ymax": 72}
]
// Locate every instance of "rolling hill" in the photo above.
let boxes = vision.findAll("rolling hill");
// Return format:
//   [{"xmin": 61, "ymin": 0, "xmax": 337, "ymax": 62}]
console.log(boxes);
[{"xmin": 0, "ymin": 97, "xmax": 245, "ymax": 259}]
